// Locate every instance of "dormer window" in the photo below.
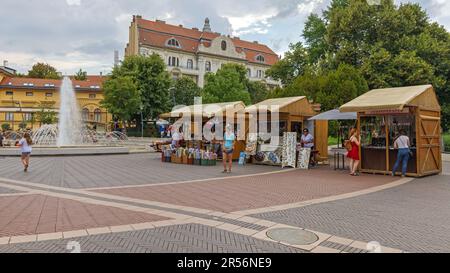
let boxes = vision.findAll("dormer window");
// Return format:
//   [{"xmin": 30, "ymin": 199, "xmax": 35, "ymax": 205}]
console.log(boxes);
[
  {"xmin": 256, "ymin": 55, "xmax": 265, "ymax": 63},
  {"xmin": 221, "ymin": 41, "xmax": 227, "ymax": 51},
  {"xmin": 166, "ymin": 38, "xmax": 181, "ymax": 48}
]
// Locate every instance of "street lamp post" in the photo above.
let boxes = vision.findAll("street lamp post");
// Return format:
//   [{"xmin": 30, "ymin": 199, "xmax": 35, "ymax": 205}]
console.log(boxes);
[
  {"xmin": 169, "ymin": 87, "xmax": 176, "ymax": 106},
  {"xmin": 140, "ymin": 104, "xmax": 144, "ymax": 139}
]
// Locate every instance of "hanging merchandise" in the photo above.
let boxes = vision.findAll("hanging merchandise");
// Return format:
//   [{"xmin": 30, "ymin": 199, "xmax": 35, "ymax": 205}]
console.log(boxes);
[{"xmin": 282, "ymin": 132, "xmax": 297, "ymax": 168}]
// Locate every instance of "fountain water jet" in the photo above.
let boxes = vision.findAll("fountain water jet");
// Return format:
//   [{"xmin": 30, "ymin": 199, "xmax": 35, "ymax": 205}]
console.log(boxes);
[{"xmin": 57, "ymin": 77, "xmax": 83, "ymax": 146}]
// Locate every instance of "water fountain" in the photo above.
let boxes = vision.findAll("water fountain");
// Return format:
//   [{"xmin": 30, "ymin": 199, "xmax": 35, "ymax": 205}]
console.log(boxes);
[
  {"xmin": 0, "ymin": 77, "xmax": 132, "ymax": 156},
  {"xmin": 57, "ymin": 77, "xmax": 83, "ymax": 146}
]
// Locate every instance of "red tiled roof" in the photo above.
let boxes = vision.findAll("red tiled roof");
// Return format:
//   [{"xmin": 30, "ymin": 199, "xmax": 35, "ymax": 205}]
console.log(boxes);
[
  {"xmin": 0, "ymin": 76, "xmax": 106, "ymax": 90},
  {"xmin": 136, "ymin": 18, "xmax": 279, "ymax": 65}
]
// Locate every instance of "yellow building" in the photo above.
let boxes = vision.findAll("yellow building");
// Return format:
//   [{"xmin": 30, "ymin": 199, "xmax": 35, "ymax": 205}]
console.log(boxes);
[{"xmin": 0, "ymin": 68, "xmax": 111, "ymax": 131}]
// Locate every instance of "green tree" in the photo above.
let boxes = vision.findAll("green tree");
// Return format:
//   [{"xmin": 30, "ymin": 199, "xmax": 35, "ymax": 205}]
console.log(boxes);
[
  {"xmin": 275, "ymin": 64, "xmax": 368, "ymax": 111},
  {"xmin": 111, "ymin": 54, "xmax": 172, "ymax": 119},
  {"xmin": 28, "ymin": 63, "xmax": 61, "ymax": 79},
  {"xmin": 1, "ymin": 123, "xmax": 11, "ymax": 131},
  {"xmin": 170, "ymin": 76, "xmax": 201, "ymax": 107},
  {"xmin": 74, "ymin": 69, "xmax": 87, "ymax": 80},
  {"xmin": 34, "ymin": 102, "xmax": 58, "ymax": 125},
  {"xmin": 101, "ymin": 76, "xmax": 141, "ymax": 129},
  {"xmin": 303, "ymin": 13, "xmax": 328, "ymax": 64},
  {"xmin": 247, "ymin": 81, "xmax": 269, "ymax": 104},
  {"xmin": 203, "ymin": 63, "xmax": 251, "ymax": 105},
  {"xmin": 266, "ymin": 42, "xmax": 309, "ymax": 85}
]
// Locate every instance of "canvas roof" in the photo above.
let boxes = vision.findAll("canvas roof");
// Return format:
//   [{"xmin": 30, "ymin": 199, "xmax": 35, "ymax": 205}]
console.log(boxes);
[
  {"xmin": 245, "ymin": 96, "xmax": 307, "ymax": 112},
  {"xmin": 339, "ymin": 85, "xmax": 439, "ymax": 112},
  {"xmin": 309, "ymin": 109, "xmax": 357, "ymax": 121},
  {"xmin": 160, "ymin": 101, "xmax": 245, "ymax": 118}
]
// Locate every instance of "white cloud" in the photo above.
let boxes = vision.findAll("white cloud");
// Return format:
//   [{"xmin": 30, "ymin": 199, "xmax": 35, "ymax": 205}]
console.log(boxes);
[
  {"xmin": 66, "ymin": 0, "xmax": 81, "ymax": 6},
  {"xmin": 0, "ymin": 0, "xmax": 448, "ymax": 75}
]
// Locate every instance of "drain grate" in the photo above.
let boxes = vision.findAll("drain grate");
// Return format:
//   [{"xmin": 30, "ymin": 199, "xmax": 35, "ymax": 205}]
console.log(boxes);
[{"xmin": 266, "ymin": 228, "xmax": 319, "ymax": 245}]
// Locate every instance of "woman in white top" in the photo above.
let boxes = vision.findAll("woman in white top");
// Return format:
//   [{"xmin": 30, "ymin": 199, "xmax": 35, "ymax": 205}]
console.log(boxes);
[
  {"xmin": 17, "ymin": 132, "xmax": 33, "ymax": 172},
  {"xmin": 392, "ymin": 129, "xmax": 411, "ymax": 177}
]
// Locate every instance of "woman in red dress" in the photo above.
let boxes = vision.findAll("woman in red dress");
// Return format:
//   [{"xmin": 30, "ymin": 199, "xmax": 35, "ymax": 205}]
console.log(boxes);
[{"xmin": 347, "ymin": 128, "xmax": 361, "ymax": 176}]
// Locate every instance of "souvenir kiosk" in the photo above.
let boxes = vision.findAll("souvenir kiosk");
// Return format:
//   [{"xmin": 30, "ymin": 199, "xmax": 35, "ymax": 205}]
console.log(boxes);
[
  {"xmin": 340, "ymin": 85, "xmax": 442, "ymax": 177},
  {"xmin": 160, "ymin": 101, "xmax": 247, "ymax": 160},
  {"xmin": 244, "ymin": 96, "xmax": 327, "ymax": 166}
]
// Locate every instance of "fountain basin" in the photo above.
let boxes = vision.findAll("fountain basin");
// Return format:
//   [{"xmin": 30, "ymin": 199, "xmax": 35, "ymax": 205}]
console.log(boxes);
[{"xmin": 0, "ymin": 146, "xmax": 130, "ymax": 157}]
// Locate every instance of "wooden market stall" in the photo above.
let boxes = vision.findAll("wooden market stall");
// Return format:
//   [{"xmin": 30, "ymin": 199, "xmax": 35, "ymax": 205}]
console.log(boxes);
[
  {"xmin": 339, "ymin": 85, "xmax": 442, "ymax": 177},
  {"xmin": 244, "ymin": 96, "xmax": 328, "ymax": 163},
  {"xmin": 160, "ymin": 101, "xmax": 247, "ymax": 160}
]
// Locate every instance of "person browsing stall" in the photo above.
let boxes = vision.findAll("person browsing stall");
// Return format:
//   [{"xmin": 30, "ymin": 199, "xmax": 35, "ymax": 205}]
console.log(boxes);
[{"xmin": 222, "ymin": 124, "xmax": 235, "ymax": 174}]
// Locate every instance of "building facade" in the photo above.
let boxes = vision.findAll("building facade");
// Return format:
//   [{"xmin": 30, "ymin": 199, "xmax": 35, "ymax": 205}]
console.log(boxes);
[
  {"xmin": 125, "ymin": 16, "xmax": 281, "ymax": 88},
  {"xmin": 0, "ymin": 70, "xmax": 111, "ymax": 131}
]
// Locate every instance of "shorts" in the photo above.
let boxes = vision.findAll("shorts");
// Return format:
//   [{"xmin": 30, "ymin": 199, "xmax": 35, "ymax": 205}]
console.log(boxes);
[
  {"xmin": 223, "ymin": 149, "xmax": 234, "ymax": 155},
  {"xmin": 22, "ymin": 152, "xmax": 31, "ymax": 156}
]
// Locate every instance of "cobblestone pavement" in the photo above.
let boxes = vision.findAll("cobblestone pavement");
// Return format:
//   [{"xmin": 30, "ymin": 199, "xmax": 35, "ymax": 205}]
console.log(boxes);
[
  {"xmin": 251, "ymin": 174, "xmax": 450, "ymax": 253},
  {"xmin": 0, "ymin": 154, "xmax": 279, "ymax": 188},
  {"xmin": 0, "ymin": 224, "xmax": 305, "ymax": 253},
  {"xmin": 0, "ymin": 153, "xmax": 446, "ymax": 253},
  {"xmin": 95, "ymin": 168, "xmax": 397, "ymax": 213}
]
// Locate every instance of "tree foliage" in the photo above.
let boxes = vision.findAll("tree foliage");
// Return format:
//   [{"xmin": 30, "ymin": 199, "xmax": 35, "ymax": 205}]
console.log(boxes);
[
  {"xmin": 271, "ymin": 0, "xmax": 450, "ymax": 130},
  {"xmin": 28, "ymin": 63, "xmax": 61, "ymax": 79},
  {"xmin": 171, "ymin": 76, "xmax": 202, "ymax": 107},
  {"xmin": 74, "ymin": 69, "xmax": 87, "ymax": 80},
  {"xmin": 109, "ymin": 54, "xmax": 172, "ymax": 119},
  {"xmin": 101, "ymin": 76, "xmax": 141, "ymax": 126},
  {"xmin": 203, "ymin": 63, "xmax": 252, "ymax": 105}
]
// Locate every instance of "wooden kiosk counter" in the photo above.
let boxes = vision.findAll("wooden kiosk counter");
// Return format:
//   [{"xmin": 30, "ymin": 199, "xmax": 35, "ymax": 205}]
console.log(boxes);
[{"xmin": 340, "ymin": 85, "xmax": 442, "ymax": 177}]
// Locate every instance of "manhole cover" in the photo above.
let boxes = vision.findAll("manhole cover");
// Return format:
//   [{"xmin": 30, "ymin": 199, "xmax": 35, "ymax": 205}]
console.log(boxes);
[{"xmin": 266, "ymin": 228, "xmax": 319, "ymax": 245}]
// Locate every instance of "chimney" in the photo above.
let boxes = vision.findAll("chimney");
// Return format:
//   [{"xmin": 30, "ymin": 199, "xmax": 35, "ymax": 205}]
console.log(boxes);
[
  {"xmin": 156, "ymin": 19, "xmax": 166, "ymax": 24},
  {"xmin": 3, "ymin": 60, "xmax": 8, "ymax": 67},
  {"xmin": 179, "ymin": 24, "xmax": 183, "ymax": 28},
  {"xmin": 253, "ymin": 41, "xmax": 259, "ymax": 44},
  {"xmin": 192, "ymin": 27, "xmax": 199, "ymax": 31},
  {"xmin": 100, "ymin": 72, "xmax": 103, "ymax": 76}
]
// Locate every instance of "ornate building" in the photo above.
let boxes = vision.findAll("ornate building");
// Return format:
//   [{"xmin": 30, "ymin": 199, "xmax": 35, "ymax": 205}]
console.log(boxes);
[
  {"xmin": 125, "ymin": 16, "xmax": 281, "ymax": 88},
  {"xmin": 0, "ymin": 67, "xmax": 111, "ymax": 131}
]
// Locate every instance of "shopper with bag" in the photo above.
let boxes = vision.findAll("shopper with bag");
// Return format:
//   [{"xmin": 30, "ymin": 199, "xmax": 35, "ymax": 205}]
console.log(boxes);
[{"xmin": 346, "ymin": 128, "xmax": 360, "ymax": 176}]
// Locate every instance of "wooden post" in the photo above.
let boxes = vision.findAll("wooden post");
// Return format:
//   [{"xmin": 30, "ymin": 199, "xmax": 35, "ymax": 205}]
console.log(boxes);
[{"xmin": 385, "ymin": 115, "xmax": 390, "ymax": 174}]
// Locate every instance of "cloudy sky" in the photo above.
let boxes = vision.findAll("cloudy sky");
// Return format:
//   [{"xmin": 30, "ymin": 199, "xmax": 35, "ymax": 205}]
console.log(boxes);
[{"xmin": 1, "ymin": 0, "xmax": 449, "ymax": 75}]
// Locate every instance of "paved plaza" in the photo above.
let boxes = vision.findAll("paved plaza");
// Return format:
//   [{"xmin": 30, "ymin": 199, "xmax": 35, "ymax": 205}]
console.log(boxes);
[{"xmin": 0, "ymin": 152, "xmax": 449, "ymax": 253}]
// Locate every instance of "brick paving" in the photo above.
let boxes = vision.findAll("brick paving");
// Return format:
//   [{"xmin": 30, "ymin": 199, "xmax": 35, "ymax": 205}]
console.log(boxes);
[
  {"xmin": 95, "ymin": 168, "xmax": 398, "ymax": 213},
  {"xmin": 251, "ymin": 174, "xmax": 450, "ymax": 253},
  {"xmin": 0, "ymin": 154, "xmax": 278, "ymax": 189},
  {"xmin": 0, "ymin": 224, "xmax": 305, "ymax": 253},
  {"xmin": 0, "ymin": 194, "xmax": 168, "ymax": 237}
]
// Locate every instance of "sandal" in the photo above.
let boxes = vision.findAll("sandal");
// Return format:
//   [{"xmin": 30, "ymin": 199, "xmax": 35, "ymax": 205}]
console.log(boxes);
[{"xmin": 222, "ymin": 170, "xmax": 228, "ymax": 173}]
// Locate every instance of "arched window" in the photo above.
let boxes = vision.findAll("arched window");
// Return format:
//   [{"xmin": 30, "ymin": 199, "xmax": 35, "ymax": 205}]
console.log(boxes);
[
  {"xmin": 94, "ymin": 109, "xmax": 102, "ymax": 123},
  {"xmin": 256, "ymin": 55, "xmax": 265, "ymax": 63},
  {"xmin": 82, "ymin": 108, "xmax": 89, "ymax": 121},
  {"xmin": 205, "ymin": 61, "xmax": 211, "ymax": 72},
  {"xmin": 221, "ymin": 40, "xmax": 227, "ymax": 51},
  {"xmin": 166, "ymin": 38, "xmax": 181, "ymax": 48},
  {"xmin": 247, "ymin": 68, "xmax": 252, "ymax": 78},
  {"xmin": 187, "ymin": 59, "xmax": 193, "ymax": 69},
  {"xmin": 257, "ymin": 70, "xmax": 265, "ymax": 79},
  {"xmin": 168, "ymin": 56, "xmax": 179, "ymax": 67}
]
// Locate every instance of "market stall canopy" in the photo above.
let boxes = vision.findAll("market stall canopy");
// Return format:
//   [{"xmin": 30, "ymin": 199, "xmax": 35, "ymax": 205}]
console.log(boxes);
[
  {"xmin": 245, "ymin": 96, "xmax": 318, "ymax": 116},
  {"xmin": 339, "ymin": 85, "xmax": 440, "ymax": 112},
  {"xmin": 308, "ymin": 109, "xmax": 357, "ymax": 121},
  {"xmin": 160, "ymin": 101, "xmax": 245, "ymax": 119}
]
